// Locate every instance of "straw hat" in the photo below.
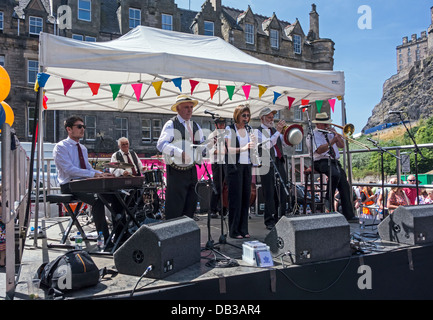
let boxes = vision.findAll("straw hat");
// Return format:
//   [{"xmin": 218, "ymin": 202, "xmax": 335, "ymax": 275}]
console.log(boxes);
[
  {"xmin": 312, "ymin": 112, "xmax": 332, "ymax": 124},
  {"xmin": 171, "ymin": 94, "xmax": 199, "ymax": 112},
  {"xmin": 258, "ymin": 107, "xmax": 277, "ymax": 118}
]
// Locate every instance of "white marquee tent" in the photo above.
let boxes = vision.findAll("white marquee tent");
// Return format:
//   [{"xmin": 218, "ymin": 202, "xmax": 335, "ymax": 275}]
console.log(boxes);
[{"xmin": 38, "ymin": 26, "xmax": 345, "ymax": 119}]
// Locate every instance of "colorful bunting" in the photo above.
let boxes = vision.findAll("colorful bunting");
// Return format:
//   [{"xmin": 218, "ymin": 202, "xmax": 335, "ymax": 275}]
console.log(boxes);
[
  {"xmin": 209, "ymin": 84, "xmax": 218, "ymax": 100},
  {"xmin": 110, "ymin": 84, "xmax": 122, "ymax": 100},
  {"xmin": 61, "ymin": 78, "xmax": 75, "ymax": 96},
  {"xmin": 287, "ymin": 96, "xmax": 295, "ymax": 109},
  {"xmin": 43, "ymin": 95, "xmax": 48, "ymax": 109},
  {"xmin": 328, "ymin": 99, "xmax": 336, "ymax": 112},
  {"xmin": 37, "ymin": 73, "xmax": 50, "ymax": 87},
  {"xmin": 301, "ymin": 99, "xmax": 309, "ymax": 106},
  {"xmin": 87, "ymin": 82, "xmax": 100, "ymax": 96},
  {"xmin": 152, "ymin": 81, "xmax": 163, "ymax": 96},
  {"xmin": 131, "ymin": 83, "xmax": 143, "ymax": 102},
  {"xmin": 316, "ymin": 100, "xmax": 323, "ymax": 113},
  {"xmin": 34, "ymin": 80, "xmax": 39, "ymax": 92},
  {"xmin": 258, "ymin": 85, "xmax": 267, "ymax": 98},
  {"xmin": 190, "ymin": 80, "xmax": 199, "ymax": 95},
  {"xmin": 337, "ymin": 96, "xmax": 343, "ymax": 101},
  {"xmin": 226, "ymin": 85, "xmax": 235, "ymax": 100},
  {"xmin": 242, "ymin": 85, "xmax": 251, "ymax": 100},
  {"xmin": 172, "ymin": 78, "xmax": 182, "ymax": 92},
  {"xmin": 273, "ymin": 92, "xmax": 282, "ymax": 104}
]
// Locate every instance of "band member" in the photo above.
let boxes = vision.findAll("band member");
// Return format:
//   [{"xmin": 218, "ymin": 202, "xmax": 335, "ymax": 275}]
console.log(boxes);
[
  {"xmin": 306, "ymin": 112, "xmax": 358, "ymax": 222},
  {"xmin": 110, "ymin": 137, "xmax": 143, "ymax": 177},
  {"xmin": 53, "ymin": 115, "xmax": 123, "ymax": 245},
  {"xmin": 225, "ymin": 105, "xmax": 255, "ymax": 239},
  {"xmin": 210, "ymin": 117, "xmax": 227, "ymax": 218},
  {"xmin": 256, "ymin": 107, "xmax": 288, "ymax": 230},
  {"xmin": 157, "ymin": 94, "xmax": 205, "ymax": 220}
]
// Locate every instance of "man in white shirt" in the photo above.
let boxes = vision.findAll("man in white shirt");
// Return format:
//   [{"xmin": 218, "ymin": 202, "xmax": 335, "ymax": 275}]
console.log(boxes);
[
  {"xmin": 110, "ymin": 137, "xmax": 144, "ymax": 177},
  {"xmin": 306, "ymin": 112, "xmax": 357, "ymax": 222}
]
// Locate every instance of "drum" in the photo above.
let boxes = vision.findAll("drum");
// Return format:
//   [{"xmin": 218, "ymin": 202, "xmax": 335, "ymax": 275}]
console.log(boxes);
[{"xmin": 143, "ymin": 169, "xmax": 163, "ymax": 186}]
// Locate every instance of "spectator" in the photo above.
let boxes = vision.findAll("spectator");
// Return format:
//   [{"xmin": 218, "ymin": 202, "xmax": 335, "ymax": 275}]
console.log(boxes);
[
  {"xmin": 403, "ymin": 175, "xmax": 421, "ymax": 205},
  {"xmin": 387, "ymin": 178, "xmax": 410, "ymax": 214}
]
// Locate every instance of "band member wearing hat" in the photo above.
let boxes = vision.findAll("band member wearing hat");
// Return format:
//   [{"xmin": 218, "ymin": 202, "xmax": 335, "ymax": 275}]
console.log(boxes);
[
  {"xmin": 306, "ymin": 112, "xmax": 358, "ymax": 222},
  {"xmin": 157, "ymin": 94, "xmax": 205, "ymax": 220},
  {"xmin": 225, "ymin": 105, "xmax": 255, "ymax": 239},
  {"xmin": 210, "ymin": 117, "xmax": 228, "ymax": 218},
  {"xmin": 256, "ymin": 107, "xmax": 288, "ymax": 230},
  {"xmin": 110, "ymin": 137, "xmax": 143, "ymax": 177}
]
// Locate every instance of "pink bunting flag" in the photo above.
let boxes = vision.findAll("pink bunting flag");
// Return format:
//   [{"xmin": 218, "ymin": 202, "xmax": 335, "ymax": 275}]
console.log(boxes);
[
  {"xmin": 190, "ymin": 80, "xmax": 199, "ymax": 95},
  {"xmin": 209, "ymin": 84, "xmax": 218, "ymax": 100},
  {"xmin": 328, "ymin": 99, "xmax": 336, "ymax": 112},
  {"xmin": 242, "ymin": 85, "xmax": 251, "ymax": 100},
  {"xmin": 61, "ymin": 78, "xmax": 75, "ymax": 96},
  {"xmin": 287, "ymin": 96, "xmax": 295, "ymax": 110},
  {"xmin": 43, "ymin": 95, "xmax": 48, "ymax": 110},
  {"xmin": 131, "ymin": 83, "xmax": 143, "ymax": 102},
  {"xmin": 87, "ymin": 82, "xmax": 100, "ymax": 96}
]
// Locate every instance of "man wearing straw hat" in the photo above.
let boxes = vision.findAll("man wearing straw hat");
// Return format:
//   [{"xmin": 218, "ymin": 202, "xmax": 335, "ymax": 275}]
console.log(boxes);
[
  {"xmin": 157, "ymin": 94, "xmax": 205, "ymax": 220},
  {"xmin": 306, "ymin": 112, "xmax": 358, "ymax": 222}
]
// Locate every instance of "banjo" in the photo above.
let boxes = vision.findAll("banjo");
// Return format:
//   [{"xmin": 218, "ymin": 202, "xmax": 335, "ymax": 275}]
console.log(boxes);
[{"xmin": 164, "ymin": 139, "xmax": 204, "ymax": 171}]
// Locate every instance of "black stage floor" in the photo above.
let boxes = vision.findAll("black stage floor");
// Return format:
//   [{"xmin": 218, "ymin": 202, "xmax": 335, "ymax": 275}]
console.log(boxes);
[{"xmin": 13, "ymin": 210, "xmax": 433, "ymax": 303}]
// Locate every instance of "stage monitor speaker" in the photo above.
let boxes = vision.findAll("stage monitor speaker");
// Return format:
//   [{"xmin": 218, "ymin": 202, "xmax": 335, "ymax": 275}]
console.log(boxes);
[
  {"xmin": 264, "ymin": 213, "xmax": 351, "ymax": 264},
  {"xmin": 378, "ymin": 204, "xmax": 433, "ymax": 245},
  {"xmin": 113, "ymin": 216, "xmax": 201, "ymax": 279}
]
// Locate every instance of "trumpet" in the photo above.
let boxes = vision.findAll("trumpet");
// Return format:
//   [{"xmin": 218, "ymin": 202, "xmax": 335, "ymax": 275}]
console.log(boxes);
[
  {"xmin": 245, "ymin": 123, "xmax": 262, "ymax": 167},
  {"xmin": 331, "ymin": 123, "xmax": 370, "ymax": 150}
]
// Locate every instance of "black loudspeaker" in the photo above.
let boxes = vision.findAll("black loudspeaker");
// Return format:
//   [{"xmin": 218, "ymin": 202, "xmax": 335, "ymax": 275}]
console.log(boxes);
[
  {"xmin": 113, "ymin": 216, "xmax": 201, "ymax": 279},
  {"xmin": 196, "ymin": 182, "xmax": 211, "ymax": 213},
  {"xmin": 264, "ymin": 213, "xmax": 351, "ymax": 264},
  {"xmin": 378, "ymin": 204, "xmax": 433, "ymax": 245}
]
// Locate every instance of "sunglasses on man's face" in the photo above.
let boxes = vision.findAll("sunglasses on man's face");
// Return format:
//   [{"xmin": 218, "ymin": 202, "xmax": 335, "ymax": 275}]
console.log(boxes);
[
  {"xmin": 72, "ymin": 124, "xmax": 86, "ymax": 129},
  {"xmin": 408, "ymin": 179, "xmax": 416, "ymax": 182}
]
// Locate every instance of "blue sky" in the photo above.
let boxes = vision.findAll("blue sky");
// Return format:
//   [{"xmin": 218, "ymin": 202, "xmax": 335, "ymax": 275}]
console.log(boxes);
[{"xmin": 176, "ymin": 0, "xmax": 432, "ymax": 134}]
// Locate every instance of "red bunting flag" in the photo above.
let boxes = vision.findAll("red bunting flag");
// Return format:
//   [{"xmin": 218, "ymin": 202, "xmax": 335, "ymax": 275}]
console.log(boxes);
[
  {"xmin": 43, "ymin": 95, "xmax": 48, "ymax": 109},
  {"xmin": 209, "ymin": 84, "xmax": 218, "ymax": 100},
  {"xmin": 190, "ymin": 80, "xmax": 199, "ymax": 95},
  {"xmin": 131, "ymin": 83, "xmax": 143, "ymax": 102},
  {"xmin": 87, "ymin": 82, "xmax": 100, "ymax": 96},
  {"xmin": 242, "ymin": 85, "xmax": 251, "ymax": 100},
  {"xmin": 301, "ymin": 99, "xmax": 310, "ymax": 112},
  {"xmin": 61, "ymin": 78, "xmax": 75, "ymax": 96},
  {"xmin": 287, "ymin": 96, "xmax": 295, "ymax": 109}
]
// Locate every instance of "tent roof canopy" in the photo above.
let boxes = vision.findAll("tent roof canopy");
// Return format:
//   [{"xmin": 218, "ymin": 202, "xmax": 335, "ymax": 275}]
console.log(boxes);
[{"xmin": 39, "ymin": 26, "xmax": 344, "ymax": 119}]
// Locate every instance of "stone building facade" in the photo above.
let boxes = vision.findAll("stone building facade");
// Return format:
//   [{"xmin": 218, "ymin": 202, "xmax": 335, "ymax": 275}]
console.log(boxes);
[{"xmin": 0, "ymin": 0, "xmax": 335, "ymax": 157}]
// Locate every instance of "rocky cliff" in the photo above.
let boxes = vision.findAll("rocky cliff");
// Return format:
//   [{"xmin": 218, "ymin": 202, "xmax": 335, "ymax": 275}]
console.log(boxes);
[{"xmin": 362, "ymin": 55, "xmax": 433, "ymax": 132}]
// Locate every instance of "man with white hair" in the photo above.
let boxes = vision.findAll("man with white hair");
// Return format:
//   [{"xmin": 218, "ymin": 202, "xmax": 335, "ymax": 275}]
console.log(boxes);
[{"xmin": 110, "ymin": 137, "xmax": 143, "ymax": 177}]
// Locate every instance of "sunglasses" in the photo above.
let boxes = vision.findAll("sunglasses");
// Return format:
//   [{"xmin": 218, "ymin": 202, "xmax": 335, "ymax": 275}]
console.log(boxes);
[
  {"xmin": 241, "ymin": 114, "xmax": 251, "ymax": 118},
  {"xmin": 408, "ymin": 179, "xmax": 416, "ymax": 182},
  {"xmin": 72, "ymin": 124, "xmax": 86, "ymax": 129}
]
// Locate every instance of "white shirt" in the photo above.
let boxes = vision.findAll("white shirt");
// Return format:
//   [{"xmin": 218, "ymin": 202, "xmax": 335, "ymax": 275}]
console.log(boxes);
[
  {"xmin": 306, "ymin": 129, "xmax": 340, "ymax": 161},
  {"xmin": 255, "ymin": 124, "xmax": 283, "ymax": 157},
  {"xmin": 53, "ymin": 137, "xmax": 100, "ymax": 185},
  {"xmin": 110, "ymin": 149, "xmax": 144, "ymax": 177},
  {"xmin": 226, "ymin": 125, "xmax": 251, "ymax": 164}
]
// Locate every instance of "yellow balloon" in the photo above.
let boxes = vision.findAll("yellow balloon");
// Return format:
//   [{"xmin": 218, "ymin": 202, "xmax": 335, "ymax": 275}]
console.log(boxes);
[
  {"xmin": 1, "ymin": 101, "xmax": 14, "ymax": 126},
  {"xmin": 0, "ymin": 66, "xmax": 11, "ymax": 102}
]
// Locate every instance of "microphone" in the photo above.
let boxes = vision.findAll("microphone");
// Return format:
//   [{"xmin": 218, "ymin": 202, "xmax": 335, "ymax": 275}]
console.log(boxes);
[
  {"xmin": 299, "ymin": 105, "xmax": 311, "ymax": 109},
  {"xmin": 204, "ymin": 109, "xmax": 220, "ymax": 117},
  {"xmin": 388, "ymin": 110, "xmax": 402, "ymax": 115},
  {"xmin": 367, "ymin": 138, "xmax": 378, "ymax": 145}
]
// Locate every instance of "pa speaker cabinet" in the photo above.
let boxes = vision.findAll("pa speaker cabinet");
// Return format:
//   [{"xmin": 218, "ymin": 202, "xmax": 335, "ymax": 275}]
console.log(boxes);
[
  {"xmin": 378, "ymin": 204, "xmax": 433, "ymax": 245},
  {"xmin": 114, "ymin": 216, "xmax": 200, "ymax": 279},
  {"xmin": 264, "ymin": 213, "xmax": 351, "ymax": 264}
]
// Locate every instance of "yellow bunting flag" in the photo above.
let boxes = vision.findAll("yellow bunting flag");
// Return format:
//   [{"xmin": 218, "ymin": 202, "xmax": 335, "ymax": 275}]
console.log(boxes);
[
  {"xmin": 152, "ymin": 81, "xmax": 163, "ymax": 96},
  {"xmin": 258, "ymin": 85, "xmax": 267, "ymax": 98}
]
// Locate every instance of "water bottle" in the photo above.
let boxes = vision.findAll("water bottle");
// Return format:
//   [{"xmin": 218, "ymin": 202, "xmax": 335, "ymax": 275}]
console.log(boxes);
[
  {"xmin": 75, "ymin": 232, "xmax": 83, "ymax": 250},
  {"xmin": 97, "ymin": 231, "xmax": 104, "ymax": 251},
  {"xmin": 306, "ymin": 205, "xmax": 312, "ymax": 214},
  {"xmin": 299, "ymin": 205, "xmax": 304, "ymax": 214},
  {"xmin": 197, "ymin": 201, "xmax": 201, "ymax": 213}
]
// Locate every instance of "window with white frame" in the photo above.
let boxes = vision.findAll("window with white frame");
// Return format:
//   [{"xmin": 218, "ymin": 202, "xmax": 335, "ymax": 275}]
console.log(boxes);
[
  {"xmin": 295, "ymin": 142, "xmax": 303, "ymax": 152},
  {"xmin": 28, "ymin": 60, "xmax": 38, "ymax": 84},
  {"xmin": 152, "ymin": 119, "xmax": 162, "ymax": 141},
  {"xmin": 84, "ymin": 115, "xmax": 96, "ymax": 141},
  {"xmin": 293, "ymin": 34, "xmax": 302, "ymax": 54},
  {"xmin": 129, "ymin": 8, "xmax": 141, "ymax": 29},
  {"xmin": 0, "ymin": 12, "xmax": 4, "ymax": 31},
  {"xmin": 162, "ymin": 14, "xmax": 173, "ymax": 30},
  {"xmin": 85, "ymin": 36, "xmax": 96, "ymax": 42},
  {"xmin": 72, "ymin": 34, "xmax": 83, "ymax": 41},
  {"xmin": 27, "ymin": 106, "xmax": 35, "ymax": 137},
  {"xmin": 204, "ymin": 21, "xmax": 214, "ymax": 36},
  {"xmin": 141, "ymin": 119, "xmax": 151, "ymax": 142},
  {"xmin": 294, "ymin": 107, "xmax": 302, "ymax": 121},
  {"xmin": 115, "ymin": 117, "xmax": 128, "ymax": 140},
  {"xmin": 78, "ymin": 0, "xmax": 91, "ymax": 22},
  {"xmin": 270, "ymin": 29, "xmax": 279, "ymax": 49},
  {"xmin": 29, "ymin": 16, "xmax": 43, "ymax": 35},
  {"xmin": 245, "ymin": 23, "xmax": 254, "ymax": 44}
]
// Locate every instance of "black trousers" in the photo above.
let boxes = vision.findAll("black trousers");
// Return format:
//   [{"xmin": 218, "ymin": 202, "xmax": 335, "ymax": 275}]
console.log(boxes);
[
  {"xmin": 260, "ymin": 157, "xmax": 288, "ymax": 227},
  {"xmin": 210, "ymin": 163, "xmax": 226, "ymax": 214},
  {"xmin": 226, "ymin": 164, "xmax": 252, "ymax": 238},
  {"xmin": 313, "ymin": 159, "xmax": 355, "ymax": 220},
  {"xmin": 164, "ymin": 165, "xmax": 198, "ymax": 220}
]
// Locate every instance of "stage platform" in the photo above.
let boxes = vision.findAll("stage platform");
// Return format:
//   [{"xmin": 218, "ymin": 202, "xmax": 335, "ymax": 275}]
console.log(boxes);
[{"xmin": 12, "ymin": 211, "xmax": 433, "ymax": 302}]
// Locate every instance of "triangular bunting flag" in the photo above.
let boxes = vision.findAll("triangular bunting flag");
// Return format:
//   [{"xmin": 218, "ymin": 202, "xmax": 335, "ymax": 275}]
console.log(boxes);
[
  {"xmin": 287, "ymin": 96, "xmax": 295, "ymax": 109},
  {"xmin": 226, "ymin": 85, "xmax": 235, "ymax": 100},
  {"xmin": 43, "ymin": 95, "xmax": 48, "ymax": 110},
  {"xmin": 328, "ymin": 99, "xmax": 336, "ymax": 112},
  {"xmin": 190, "ymin": 80, "xmax": 199, "ymax": 95},
  {"xmin": 209, "ymin": 84, "xmax": 218, "ymax": 100},
  {"xmin": 242, "ymin": 85, "xmax": 251, "ymax": 100},
  {"xmin": 273, "ymin": 92, "xmax": 282, "ymax": 104},
  {"xmin": 258, "ymin": 85, "xmax": 267, "ymax": 98},
  {"xmin": 34, "ymin": 79, "xmax": 39, "ymax": 92},
  {"xmin": 110, "ymin": 84, "xmax": 122, "ymax": 100},
  {"xmin": 316, "ymin": 100, "xmax": 323, "ymax": 113},
  {"xmin": 172, "ymin": 78, "xmax": 182, "ymax": 91},
  {"xmin": 61, "ymin": 78, "xmax": 75, "ymax": 96},
  {"xmin": 87, "ymin": 82, "xmax": 100, "ymax": 96},
  {"xmin": 301, "ymin": 99, "xmax": 309, "ymax": 105},
  {"xmin": 131, "ymin": 83, "xmax": 143, "ymax": 102},
  {"xmin": 152, "ymin": 81, "xmax": 163, "ymax": 96},
  {"xmin": 337, "ymin": 96, "xmax": 343, "ymax": 101},
  {"xmin": 37, "ymin": 73, "xmax": 50, "ymax": 87}
]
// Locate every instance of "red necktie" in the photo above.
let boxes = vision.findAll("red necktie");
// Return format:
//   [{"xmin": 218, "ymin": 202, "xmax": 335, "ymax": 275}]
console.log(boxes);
[
  {"xmin": 274, "ymin": 143, "xmax": 283, "ymax": 160},
  {"xmin": 77, "ymin": 143, "xmax": 87, "ymax": 169},
  {"xmin": 126, "ymin": 153, "xmax": 137, "ymax": 176}
]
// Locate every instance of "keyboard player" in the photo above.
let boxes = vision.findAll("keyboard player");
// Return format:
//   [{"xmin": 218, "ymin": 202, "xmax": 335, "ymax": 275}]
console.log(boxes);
[{"xmin": 53, "ymin": 115, "xmax": 123, "ymax": 248}]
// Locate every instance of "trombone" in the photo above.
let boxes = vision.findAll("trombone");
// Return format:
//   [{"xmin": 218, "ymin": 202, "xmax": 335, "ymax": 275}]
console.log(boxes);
[{"xmin": 331, "ymin": 123, "xmax": 370, "ymax": 150}]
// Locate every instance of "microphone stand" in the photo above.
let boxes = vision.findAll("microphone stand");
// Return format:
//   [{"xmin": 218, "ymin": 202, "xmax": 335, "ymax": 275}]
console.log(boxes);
[
  {"xmin": 304, "ymin": 110, "xmax": 316, "ymax": 214},
  {"xmin": 323, "ymin": 132, "xmax": 335, "ymax": 212}
]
